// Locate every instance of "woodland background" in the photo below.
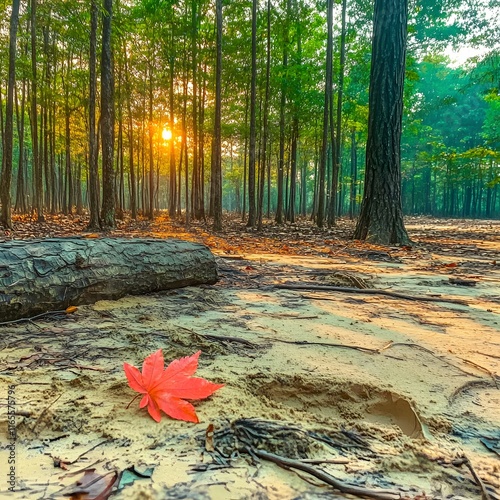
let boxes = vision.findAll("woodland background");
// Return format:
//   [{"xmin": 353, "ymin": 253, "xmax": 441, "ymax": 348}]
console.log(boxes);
[{"xmin": 0, "ymin": 0, "xmax": 499, "ymax": 234}]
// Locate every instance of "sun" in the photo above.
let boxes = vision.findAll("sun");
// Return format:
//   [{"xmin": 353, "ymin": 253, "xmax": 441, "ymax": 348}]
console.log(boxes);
[{"xmin": 162, "ymin": 128, "xmax": 172, "ymax": 141}]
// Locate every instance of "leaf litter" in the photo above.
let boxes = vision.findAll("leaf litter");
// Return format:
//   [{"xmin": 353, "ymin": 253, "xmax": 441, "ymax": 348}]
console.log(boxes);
[{"xmin": 0, "ymin": 216, "xmax": 499, "ymax": 498}]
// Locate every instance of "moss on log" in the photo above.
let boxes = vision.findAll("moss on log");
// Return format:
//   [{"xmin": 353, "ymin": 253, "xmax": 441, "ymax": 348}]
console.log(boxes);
[{"xmin": 0, "ymin": 238, "xmax": 218, "ymax": 321}]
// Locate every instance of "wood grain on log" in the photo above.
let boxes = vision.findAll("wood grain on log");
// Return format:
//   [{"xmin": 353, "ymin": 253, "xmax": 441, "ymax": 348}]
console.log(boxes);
[{"xmin": 0, "ymin": 238, "xmax": 217, "ymax": 321}]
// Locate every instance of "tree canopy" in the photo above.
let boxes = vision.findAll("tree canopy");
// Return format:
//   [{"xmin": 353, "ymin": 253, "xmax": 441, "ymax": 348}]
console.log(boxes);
[{"xmin": 0, "ymin": 0, "xmax": 498, "ymax": 236}]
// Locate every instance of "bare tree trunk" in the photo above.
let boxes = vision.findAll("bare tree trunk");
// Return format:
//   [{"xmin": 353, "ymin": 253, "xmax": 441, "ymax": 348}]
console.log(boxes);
[
  {"xmin": 257, "ymin": 0, "xmax": 272, "ymax": 231},
  {"xmin": 241, "ymin": 88, "xmax": 249, "ymax": 221},
  {"xmin": 212, "ymin": 0, "xmax": 223, "ymax": 231},
  {"xmin": 0, "ymin": 0, "xmax": 21, "ymax": 229},
  {"xmin": 88, "ymin": 0, "xmax": 100, "ymax": 229},
  {"xmin": 349, "ymin": 129, "xmax": 357, "ymax": 219},
  {"xmin": 199, "ymin": 62, "xmax": 207, "ymax": 219},
  {"xmin": 289, "ymin": 118, "xmax": 298, "ymax": 223},
  {"xmin": 100, "ymin": 0, "xmax": 115, "ymax": 228},
  {"xmin": 148, "ymin": 57, "xmax": 155, "ymax": 220},
  {"xmin": 15, "ymin": 81, "xmax": 27, "ymax": 213},
  {"xmin": 353, "ymin": 0, "xmax": 410, "ymax": 245},
  {"xmin": 246, "ymin": 0, "xmax": 258, "ymax": 228},
  {"xmin": 276, "ymin": 0, "xmax": 289, "ymax": 225},
  {"xmin": 329, "ymin": 0, "xmax": 347, "ymax": 226},
  {"xmin": 317, "ymin": 0, "xmax": 333, "ymax": 228},
  {"xmin": 191, "ymin": 0, "xmax": 203, "ymax": 220},
  {"xmin": 30, "ymin": 0, "xmax": 44, "ymax": 222}
]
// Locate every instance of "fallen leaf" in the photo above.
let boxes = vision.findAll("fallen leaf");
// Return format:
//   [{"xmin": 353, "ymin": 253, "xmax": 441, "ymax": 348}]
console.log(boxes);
[
  {"xmin": 66, "ymin": 469, "xmax": 118, "ymax": 500},
  {"xmin": 124, "ymin": 350, "xmax": 224, "ymax": 423}
]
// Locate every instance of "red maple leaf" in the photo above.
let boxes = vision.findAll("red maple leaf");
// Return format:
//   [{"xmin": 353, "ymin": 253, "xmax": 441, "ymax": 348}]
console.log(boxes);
[{"xmin": 123, "ymin": 350, "xmax": 223, "ymax": 423}]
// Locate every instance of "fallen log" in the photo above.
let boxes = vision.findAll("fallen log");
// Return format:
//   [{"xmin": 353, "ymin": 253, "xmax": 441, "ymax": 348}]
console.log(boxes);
[{"xmin": 0, "ymin": 237, "xmax": 218, "ymax": 321}]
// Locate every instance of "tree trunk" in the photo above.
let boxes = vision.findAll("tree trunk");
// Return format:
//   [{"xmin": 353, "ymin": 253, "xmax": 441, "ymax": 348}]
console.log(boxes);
[
  {"xmin": 289, "ymin": 117, "xmax": 298, "ymax": 223},
  {"xmin": 0, "ymin": 0, "xmax": 21, "ymax": 229},
  {"xmin": 148, "ymin": 57, "xmax": 155, "ymax": 220},
  {"xmin": 212, "ymin": 0, "xmax": 223, "ymax": 231},
  {"xmin": 257, "ymin": 0, "xmax": 271, "ymax": 231},
  {"xmin": 190, "ymin": 0, "xmax": 202, "ymax": 220},
  {"xmin": 63, "ymin": 55, "xmax": 73, "ymax": 215},
  {"xmin": 30, "ymin": 0, "xmax": 44, "ymax": 222},
  {"xmin": 349, "ymin": 129, "xmax": 357, "ymax": 219},
  {"xmin": 329, "ymin": 0, "xmax": 347, "ymax": 226},
  {"xmin": 14, "ymin": 81, "xmax": 27, "ymax": 213},
  {"xmin": 352, "ymin": 0, "xmax": 410, "ymax": 245},
  {"xmin": 168, "ymin": 27, "xmax": 177, "ymax": 217},
  {"xmin": 0, "ymin": 238, "xmax": 218, "ymax": 322},
  {"xmin": 246, "ymin": 0, "xmax": 258, "ymax": 228},
  {"xmin": 276, "ymin": 0, "xmax": 289, "ymax": 225},
  {"xmin": 123, "ymin": 42, "xmax": 136, "ymax": 220},
  {"xmin": 317, "ymin": 0, "xmax": 333, "ymax": 228},
  {"xmin": 241, "ymin": 87, "xmax": 249, "ymax": 221},
  {"xmin": 100, "ymin": 0, "xmax": 115, "ymax": 228},
  {"xmin": 87, "ymin": 0, "xmax": 100, "ymax": 229}
]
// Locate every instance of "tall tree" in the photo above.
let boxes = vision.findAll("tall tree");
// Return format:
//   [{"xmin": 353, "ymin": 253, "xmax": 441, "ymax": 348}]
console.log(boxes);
[
  {"xmin": 0, "ymin": 0, "xmax": 21, "ymax": 229},
  {"xmin": 30, "ymin": 0, "xmax": 44, "ymax": 221},
  {"xmin": 275, "ymin": 0, "xmax": 290, "ymax": 225},
  {"xmin": 353, "ymin": 0, "xmax": 410, "ymax": 244},
  {"xmin": 257, "ymin": 0, "xmax": 271, "ymax": 230},
  {"xmin": 148, "ymin": 56, "xmax": 154, "ymax": 219},
  {"xmin": 124, "ymin": 43, "xmax": 137, "ymax": 219},
  {"xmin": 328, "ymin": 0, "xmax": 347, "ymax": 226},
  {"xmin": 168, "ymin": 31, "xmax": 177, "ymax": 217},
  {"xmin": 317, "ymin": 0, "xmax": 334, "ymax": 228},
  {"xmin": 100, "ymin": 0, "xmax": 115, "ymax": 228},
  {"xmin": 212, "ymin": 0, "xmax": 223, "ymax": 231},
  {"xmin": 246, "ymin": 0, "xmax": 258, "ymax": 227}
]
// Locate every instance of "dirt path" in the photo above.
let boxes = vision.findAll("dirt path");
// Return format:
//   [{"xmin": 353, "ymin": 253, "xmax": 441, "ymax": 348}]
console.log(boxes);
[{"xmin": 0, "ymin": 218, "xmax": 499, "ymax": 499}]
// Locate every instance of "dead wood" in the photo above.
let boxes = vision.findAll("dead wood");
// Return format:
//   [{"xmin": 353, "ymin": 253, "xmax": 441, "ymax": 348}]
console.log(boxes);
[
  {"xmin": 245, "ymin": 447, "xmax": 404, "ymax": 500},
  {"xmin": 452, "ymin": 456, "xmax": 494, "ymax": 500},
  {"xmin": 264, "ymin": 337, "xmax": 380, "ymax": 354},
  {"xmin": 0, "ymin": 237, "xmax": 217, "ymax": 321},
  {"xmin": 274, "ymin": 283, "xmax": 469, "ymax": 305}
]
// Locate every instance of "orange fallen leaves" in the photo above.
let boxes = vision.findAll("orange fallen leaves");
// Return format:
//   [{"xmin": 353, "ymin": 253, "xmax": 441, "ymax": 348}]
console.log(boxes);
[{"xmin": 124, "ymin": 350, "xmax": 223, "ymax": 423}]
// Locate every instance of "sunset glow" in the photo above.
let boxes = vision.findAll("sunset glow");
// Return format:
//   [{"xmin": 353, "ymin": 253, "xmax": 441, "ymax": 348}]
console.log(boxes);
[{"xmin": 162, "ymin": 128, "xmax": 172, "ymax": 141}]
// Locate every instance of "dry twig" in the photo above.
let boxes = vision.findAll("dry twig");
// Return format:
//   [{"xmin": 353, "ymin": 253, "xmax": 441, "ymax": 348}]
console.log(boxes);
[
  {"xmin": 245, "ymin": 447, "xmax": 404, "ymax": 499},
  {"xmin": 274, "ymin": 283, "xmax": 469, "ymax": 305},
  {"xmin": 453, "ymin": 456, "xmax": 493, "ymax": 500}
]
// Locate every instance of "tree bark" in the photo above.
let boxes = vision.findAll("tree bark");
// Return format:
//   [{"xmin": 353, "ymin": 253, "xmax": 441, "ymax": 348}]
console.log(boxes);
[
  {"xmin": 30, "ymin": 0, "xmax": 44, "ymax": 222},
  {"xmin": 349, "ymin": 129, "xmax": 357, "ymax": 219},
  {"xmin": 168, "ymin": 26, "xmax": 177, "ymax": 218},
  {"xmin": 246, "ymin": 0, "xmax": 258, "ymax": 228},
  {"xmin": 14, "ymin": 80, "xmax": 27, "ymax": 213},
  {"xmin": 0, "ymin": 0, "xmax": 21, "ymax": 229},
  {"xmin": 317, "ymin": 0, "xmax": 333, "ymax": 228},
  {"xmin": 148, "ymin": 57, "xmax": 155, "ymax": 220},
  {"xmin": 0, "ymin": 238, "xmax": 218, "ymax": 322},
  {"xmin": 353, "ymin": 0, "xmax": 410, "ymax": 245},
  {"xmin": 100, "ymin": 0, "xmax": 115, "ymax": 228},
  {"xmin": 275, "ymin": 0, "xmax": 289, "ymax": 225},
  {"xmin": 257, "ymin": 0, "xmax": 271, "ymax": 231},
  {"xmin": 212, "ymin": 0, "xmax": 223, "ymax": 231},
  {"xmin": 87, "ymin": 0, "xmax": 100, "ymax": 229}
]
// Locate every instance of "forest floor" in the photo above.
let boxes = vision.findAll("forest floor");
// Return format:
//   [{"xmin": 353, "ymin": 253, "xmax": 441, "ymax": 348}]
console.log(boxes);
[{"xmin": 0, "ymin": 214, "xmax": 499, "ymax": 499}]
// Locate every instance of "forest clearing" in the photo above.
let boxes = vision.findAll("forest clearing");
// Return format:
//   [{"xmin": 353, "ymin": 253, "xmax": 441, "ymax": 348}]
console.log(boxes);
[
  {"xmin": 0, "ymin": 215, "xmax": 499, "ymax": 499},
  {"xmin": 1, "ymin": 0, "xmax": 499, "ymax": 496}
]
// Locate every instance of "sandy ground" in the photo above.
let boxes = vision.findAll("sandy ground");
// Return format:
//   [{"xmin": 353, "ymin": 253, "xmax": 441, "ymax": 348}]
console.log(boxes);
[{"xmin": 0, "ymin": 221, "xmax": 499, "ymax": 499}]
